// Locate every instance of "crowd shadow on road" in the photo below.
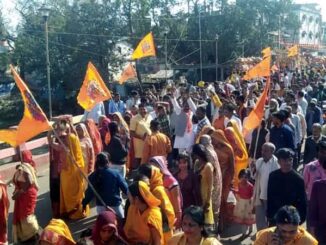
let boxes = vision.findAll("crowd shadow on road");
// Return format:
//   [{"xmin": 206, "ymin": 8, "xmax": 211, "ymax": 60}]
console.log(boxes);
[{"xmin": 220, "ymin": 222, "xmax": 255, "ymax": 245}]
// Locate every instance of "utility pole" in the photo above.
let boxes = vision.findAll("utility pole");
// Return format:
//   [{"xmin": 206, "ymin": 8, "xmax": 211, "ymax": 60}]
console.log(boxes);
[{"xmin": 199, "ymin": 8, "xmax": 203, "ymax": 81}]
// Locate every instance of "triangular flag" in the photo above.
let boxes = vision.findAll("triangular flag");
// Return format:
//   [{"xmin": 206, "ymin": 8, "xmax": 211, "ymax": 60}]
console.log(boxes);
[
  {"xmin": 243, "ymin": 77, "xmax": 271, "ymax": 137},
  {"xmin": 0, "ymin": 65, "xmax": 51, "ymax": 147},
  {"xmin": 118, "ymin": 63, "xmax": 137, "ymax": 84},
  {"xmin": 288, "ymin": 45, "xmax": 298, "ymax": 57},
  {"xmin": 131, "ymin": 32, "xmax": 156, "ymax": 60},
  {"xmin": 262, "ymin": 47, "xmax": 271, "ymax": 59},
  {"xmin": 243, "ymin": 56, "xmax": 271, "ymax": 81},
  {"xmin": 77, "ymin": 62, "xmax": 112, "ymax": 111}
]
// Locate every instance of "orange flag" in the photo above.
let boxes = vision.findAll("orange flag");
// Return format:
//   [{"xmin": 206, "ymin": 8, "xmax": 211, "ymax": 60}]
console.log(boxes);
[
  {"xmin": 288, "ymin": 45, "xmax": 298, "ymax": 57},
  {"xmin": 77, "ymin": 62, "xmax": 112, "ymax": 111},
  {"xmin": 262, "ymin": 47, "xmax": 271, "ymax": 59},
  {"xmin": 0, "ymin": 65, "xmax": 51, "ymax": 147},
  {"xmin": 243, "ymin": 77, "xmax": 271, "ymax": 137},
  {"xmin": 243, "ymin": 56, "xmax": 271, "ymax": 81},
  {"xmin": 118, "ymin": 63, "xmax": 137, "ymax": 84},
  {"xmin": 131, "ymin": 32, "xmax": 156, "ymax": 60}
]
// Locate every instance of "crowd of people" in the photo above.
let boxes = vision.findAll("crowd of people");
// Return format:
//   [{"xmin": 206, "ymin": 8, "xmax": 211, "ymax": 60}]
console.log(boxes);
[{"xmin": 1, "ymin": 66, "xmax": 326, "ymax": 245}]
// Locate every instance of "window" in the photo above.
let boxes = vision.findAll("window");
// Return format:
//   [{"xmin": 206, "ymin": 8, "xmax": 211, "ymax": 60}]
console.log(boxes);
[
  {"xmin": 301, "ymin": 31, "xmax": 306, "ymax": 38},
  {"xmin": 309, "ymin": 31, "xmax": 313, "ymax": 39},
  {"xmin": 309, "ymin": 16, "xmax": 313, "ymax": 23},
  {"xmin": 302, "ymin": 14, "xmax": 307, "ymax": 22}
]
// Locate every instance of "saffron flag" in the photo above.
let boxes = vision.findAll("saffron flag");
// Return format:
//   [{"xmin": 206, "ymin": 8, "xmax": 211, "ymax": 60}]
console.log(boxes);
[
  {"xmin": 77, "ymin": 62, "xmax": 112, "ymax": 111},
  {"xmin": 288, "ymin": 45, "xmax": 298, "ymax": 57},
  {"xmin": 243, "ymin": 56, "xmax": 271, "ymax": 81},
  {"xmin": 243, "ymin": 77, "xmax": 271, "ymax": 137},
  {"xmin": 262, "ymin": 47, "xmax": 271, "ymax": 58},
  {"xmin": 0, "ymin": 65, "xmax": 51, "ymax": 147},
  {"xmin": 131, "ymin": 32, "xmax": 156, "ymax": 60},
  {"xmin": 118, "ymin": 63, "xmax": 137, "ymax": 84}
]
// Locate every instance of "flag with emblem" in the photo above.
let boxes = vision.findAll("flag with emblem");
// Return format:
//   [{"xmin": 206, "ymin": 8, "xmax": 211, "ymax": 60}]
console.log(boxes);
[
  {"xmin": 118, "ymin": 63, "xmax": 137, "ymax": 84},
  {"xmin": 288, "ymin": 45, "xmax": 298, "ymax": 57},
  {"xmin": 0, "ymin": 65, "xmax": 51, "ymax": 147},
  {"xmin": 131, "ymin": 32, "xmax": 156, "ymax": 60},
  {"xmin": 77, "ymin": 62, "xmax": 112, "ymax": 111}
]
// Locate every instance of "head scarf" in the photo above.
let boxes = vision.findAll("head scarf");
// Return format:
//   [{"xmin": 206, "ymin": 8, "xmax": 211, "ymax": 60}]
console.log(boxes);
[
  {"xmin": 39, "ymin": 219, "xmax": 75, "ymax": 245},
  {"xmin": 196, "ymin": 125, "xmax": 215, "ymax": 143},
  {"xmin": 211, "ymin": 130, "xmax": 232, "ymax": 149},
  {"xmin": 138, "ymin": 181, "xmax": 161, "ymax": 208},
  {"xmin": 91, "ymin": 210, "xmax": 127, "ymax": 245},
  {"xmin": 113, "ymin": 112, "xmax": 130, "ymax": 133},
  {"xmin": 15, "ymin": 162, "xmax": 39, "ymax": 190},
  {"xmin": 224, "ymin": 127, "xmax": 248, "ymax": 160},
  {"xmin": 149, "ymin": 165, "xmax": 164, "ymax": 189},
  {"xmin": 228, "ymin": 119, "xmax": 246, "ymax": 150},
  {"xmin": 21, "ymin": 150, "xmax": 36, "ymax": 169},
  {"xmin": 76, "ymin": 123, "xmax": 93, "ymax": 146},
  {"xmin": 85, "ymin": 119, "xmax": 103, "ymax": 155},
  {"xmin": 149, "ymin": 156, "xmax": 171, "ymax": 177}
]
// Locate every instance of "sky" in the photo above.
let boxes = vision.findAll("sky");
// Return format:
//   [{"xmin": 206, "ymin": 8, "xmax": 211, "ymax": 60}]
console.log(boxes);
[{"xmin": 1, "ymin": 0, "xmax": 326, "ymax": 30}]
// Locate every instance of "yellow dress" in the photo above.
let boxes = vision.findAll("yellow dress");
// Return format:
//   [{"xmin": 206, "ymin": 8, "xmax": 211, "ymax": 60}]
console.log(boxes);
[
  {"xmin": 199, "ymin": 162, "xmax": 214, "ymax": 225},
  {"xmin": 130, "ymin": 114, "xmax": 152, "ymax": 158},
  {"xmin": 60, "ymin": 134, "xmax": 89, "ymax": 219}
]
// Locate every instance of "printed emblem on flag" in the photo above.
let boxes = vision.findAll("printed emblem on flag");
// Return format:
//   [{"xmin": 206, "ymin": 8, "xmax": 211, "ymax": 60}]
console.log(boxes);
[
  {"xmin": 142, "ymin": 41, "xmax": 151, "ymax": 54},
  {"xmin": 87, "ymin": 80, "xmax": 107, "ymax": 100},
  {"xmin": 24, "ymin": 90, "xmax": 47, "ymax": 122}
]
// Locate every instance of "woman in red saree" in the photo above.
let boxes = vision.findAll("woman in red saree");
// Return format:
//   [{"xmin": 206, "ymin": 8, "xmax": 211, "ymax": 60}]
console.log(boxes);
[
  {"xmin": 12, "ymin": 161, "xmax": 40, "ymax": 243},
  {"xmin": 21, "ymin": 150, "xmax": 36, "ymax": 169},
  {"xmin": 0, "ymin": 175, "xmax": 10, "ymax": 245},
  {"xmin": 85, "ymin": 118, "xmax": 103, "ymax": 156}
]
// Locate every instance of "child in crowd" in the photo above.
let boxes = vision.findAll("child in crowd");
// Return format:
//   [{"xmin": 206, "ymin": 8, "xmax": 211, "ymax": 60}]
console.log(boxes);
[{"xmin": 233, "ymin": 169, "xmax": 255, "ymax": 237}]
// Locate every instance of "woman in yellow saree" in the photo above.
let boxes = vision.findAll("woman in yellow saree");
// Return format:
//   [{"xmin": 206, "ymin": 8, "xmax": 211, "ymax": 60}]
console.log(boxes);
[
  {"xmin": 224, "ymin": 120, "xmax": 248, "ymax": 189},
  {"xmin": 39, "ymin": 219, "xmax": 75, "ymax": 245},
  {"xmin": 124, "ymin": 181, "xmax": 163, "ymax": 245},
  {"xmin": 54, "ymin": 120, "xmax": 89, "ymax": 220},
  {"xmin": 138, "ymin": 164, "xmax": 176, "ymax": 244}
]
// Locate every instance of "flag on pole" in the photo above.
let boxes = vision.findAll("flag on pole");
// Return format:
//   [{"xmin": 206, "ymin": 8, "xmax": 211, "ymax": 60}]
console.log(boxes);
[
  {"xmin": 118, "ymin": 63, "xmax": 137, "ymax": 84},
  {"xmin": 262, "ymin": 47, "xmax": 271, "ymax": 58},
  {"xmin": 77, "ymin": 62, "xmax": 112, "ymax": 111},
  {"xmin": 288, "ymin": 45, "xmax": 298, "ymax": 57},
  {"xmin": 242, "ymin": 77, "xmax": 271, "ymax": 137},
  {"xmin": 0, "ymin": 65, "xmax": 51, "ymax": 147},
  {"xmin": 131, "ymin": 32, "xmax": 156, "ymax": 60},
  {"xmin": 243, "ymin": 56, "xmax": 271, "ymax": 81}
]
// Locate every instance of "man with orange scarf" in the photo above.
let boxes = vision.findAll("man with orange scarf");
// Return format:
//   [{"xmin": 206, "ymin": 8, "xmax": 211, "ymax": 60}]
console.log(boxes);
[{"xmin": 0, "ymin": 175, "xmax": 10, "ymax": 245}]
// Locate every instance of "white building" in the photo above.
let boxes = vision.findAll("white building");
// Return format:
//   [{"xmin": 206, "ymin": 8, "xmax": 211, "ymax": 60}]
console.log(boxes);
[{"xmin": 293, "ymin": 3, "xmax": 322, "ymax": 46}]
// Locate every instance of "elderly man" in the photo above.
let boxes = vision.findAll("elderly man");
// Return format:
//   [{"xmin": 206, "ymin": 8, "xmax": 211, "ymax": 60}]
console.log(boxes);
[
  {"xmin": 267, "ymin": 148, "xmax": 307, "ymax": 226},
  {"xmin": 303, "ymin": 123, "xmax": 326, "ymax": 164},
  {"xmin": 250, "ymin": 143, "xmax": 279, "ymax": 231}
]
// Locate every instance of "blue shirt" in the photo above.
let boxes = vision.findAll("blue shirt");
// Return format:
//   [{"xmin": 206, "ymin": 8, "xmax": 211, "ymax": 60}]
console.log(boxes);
[
  {"xmin": 108, "ymin": 100, "xmax": 126, "ymax": 114},
  {"xmin": 82, "ymin": 167, "xmax": 128, "ymax": 207},
  {"xmin": 270, "ymin": 124, "xmax": 295, "ymax": 150}
]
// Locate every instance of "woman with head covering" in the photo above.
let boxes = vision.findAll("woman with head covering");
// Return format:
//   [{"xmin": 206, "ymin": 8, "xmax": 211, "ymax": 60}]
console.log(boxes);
[
  {"xmin": 78, "ymin": 210, "xmax": 128, "ymax": 245},
  {"xmin": 168, "ymin": 206, "xmax": 222, "ymax": 245},
  {"xmin": 138, "ymin": 164, "xmax": 176, "ymax": 243},
  {"xmin": 224, "ymin": 123, "xmax": 248, "ymax": 189},
  {"xmin": 76, "ymin": 123, "xmax": 95, "ymax": 174},
  {"xmin": 174, "ymin": 153, "xmax": 202, "ymax": 210},
  {"xmin": 196, "ymin": 125, "xmax": 215, "ymax": 144},
  {"xmin": 124, "ymin": 181, "xmax": 163, "ymax": 245},
  {"xmin": 21, "ymin": 150, "xmax": 36, "ymax": 169},
  {"xmin": 199, "ymin": 134, "xmax": 222, "ymax": 231},
  {"xmin": 39, "ymin": 219, "xmax": 75, "ymax": 245},
  {"xmin": 211, "ymin": 130, "xmax": 235, "ymax": 232},
  {"xmin": 99, "ymin": 117, "xmax": 111, "ymax": 149},
  {"xmin": 192, "ymin": 144, "xmax": 214, "ymax": 228},
  {"xmin": 85, "ymin": 119, "xmax": 103, "ymax": 156},
  {"xmin": 149, "ymin": 156, "xmax": 182, "ymax": 227},
  {"xmin": 12, "ymin": 158, "xmax": 40, "ymax": 243},
  {"xmin": 0, "ymin": 175, "xmax": 10, "ymax": 245}
]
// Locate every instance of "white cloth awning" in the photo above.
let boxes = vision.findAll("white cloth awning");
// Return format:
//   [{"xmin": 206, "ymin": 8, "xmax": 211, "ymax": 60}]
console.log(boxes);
[{"xmin": 147, "ymin": 70, "xmax": 173, "ymax": 79}]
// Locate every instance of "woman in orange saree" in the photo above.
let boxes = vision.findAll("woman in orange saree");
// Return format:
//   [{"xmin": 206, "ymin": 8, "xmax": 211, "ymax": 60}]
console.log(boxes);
[{"xmin": 211, "ymin": 130, "xmax": 235, "ymax": 233}]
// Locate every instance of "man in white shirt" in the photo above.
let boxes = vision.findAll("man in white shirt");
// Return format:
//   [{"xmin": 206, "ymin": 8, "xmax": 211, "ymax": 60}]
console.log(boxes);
[
  {"xmin": 250, "ymin": 142, "xmax": 280, "ymax": 231},
  {"xmin": 82, "ymin": 101, "xmax": 105, "ymax": 124},
  {"xmin": 297, "ymin": 91, "xmax": 308, "ymax": 116}
]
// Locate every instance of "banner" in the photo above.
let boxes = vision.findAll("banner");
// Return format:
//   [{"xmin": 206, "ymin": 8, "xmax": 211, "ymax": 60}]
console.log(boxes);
[
  {"xmin": 243, "ymin": 56, "xmax": 271, "ymax": 81},
  {"xmin": 262, "ymin": 47, "xmax": 271, "ymax": 59},
  {"xmin": 288, "ymin": 45, "xmax": 298, "ymax": 57},
  {"xmin": 0, "ymin": 65, "xmax": 51, "ymax": 147},
  {"xmin": 243, "ymin": 77, "xmax": 271, "ymax": 137},
  {"xmin": 77, "ymin": 62, "xmax": 112, "ymax": 111},
  {"xmin": 131, "ymin": 32, "xmax": 156, "ymax": 60},
  {"xmin": 118, "ymin": 63, "xmax": 137, "ymax": 84}
]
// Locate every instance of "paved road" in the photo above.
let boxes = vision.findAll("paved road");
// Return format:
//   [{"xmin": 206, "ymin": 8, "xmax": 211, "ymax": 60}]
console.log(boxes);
[{"xmin": 6, "ymin": 168, "xmax": 256, "ymax": 244}]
